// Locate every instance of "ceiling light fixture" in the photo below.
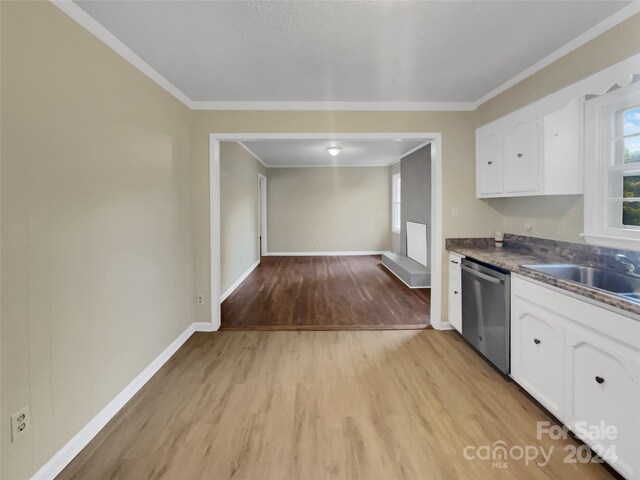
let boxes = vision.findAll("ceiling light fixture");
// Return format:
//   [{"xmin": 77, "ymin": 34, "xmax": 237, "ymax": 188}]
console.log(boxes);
[{"xmin": 327, "ymin": 146, "xmax": 342, "ymax": 157}]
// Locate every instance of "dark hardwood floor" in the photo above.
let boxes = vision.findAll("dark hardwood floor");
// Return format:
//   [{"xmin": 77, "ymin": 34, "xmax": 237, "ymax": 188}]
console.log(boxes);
[{"xmin": 221, "ymin": 255, "xmax": 430, "ymax": 330}]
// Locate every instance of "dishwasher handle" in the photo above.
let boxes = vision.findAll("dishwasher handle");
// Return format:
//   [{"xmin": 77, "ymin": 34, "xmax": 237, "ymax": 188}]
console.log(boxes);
[{"xmin": 460, "ymin": 264, "xmax": 505, "ymax": 285}]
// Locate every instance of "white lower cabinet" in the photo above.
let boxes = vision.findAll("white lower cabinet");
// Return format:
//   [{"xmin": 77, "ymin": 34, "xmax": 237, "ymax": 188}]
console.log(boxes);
[
  {"xmin": 448, "ymin": 253, "xmax": 463, "ymax": 333},
  {"xmin": 511, "ymin": 297, "xmax": 564, "ymax": 418},
  {"xmin": 511, "ymin": 276, "xmax": 640, "ymax": 479},
  {"xmin": 565, "ymin": 328, "xmax": 640, "ymax": 479}
]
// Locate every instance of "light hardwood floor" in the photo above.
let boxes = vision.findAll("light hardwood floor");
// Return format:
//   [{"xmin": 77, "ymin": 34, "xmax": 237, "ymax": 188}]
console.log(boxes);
[{"xmin": 58, "ymin": 330, "xmax": 614, "ymax": 479}]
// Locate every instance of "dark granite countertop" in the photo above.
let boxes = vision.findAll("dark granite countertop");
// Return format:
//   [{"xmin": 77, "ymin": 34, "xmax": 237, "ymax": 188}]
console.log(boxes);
[{"xmin": 446, "ymin": 236, "xmax": 640, "ymax": 318}]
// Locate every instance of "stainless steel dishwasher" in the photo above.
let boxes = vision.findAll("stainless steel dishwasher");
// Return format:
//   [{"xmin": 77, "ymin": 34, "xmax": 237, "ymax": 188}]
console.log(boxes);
[{"xmin": 460, "ymin": 258, "xmax": 511, "ymax": 374}]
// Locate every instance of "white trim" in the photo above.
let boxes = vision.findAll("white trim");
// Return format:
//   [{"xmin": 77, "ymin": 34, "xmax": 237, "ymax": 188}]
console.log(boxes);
[
  {"xmin": 209, "ymin": 132, "xmax": 445, "ymax": 330},
  {"xmin": 209, "ymin": 137, "xmax": 222, "ymax": 331},
  {"xmin": 50, "ymin": 0, "xmax": 193, "ymax": 108},
  {"xmin": 52, "ymin": 0, "xmax": 640, "ymax": 112},
  {"xmin": 474, "ymin": 2, "xmax": 640, "ymax": 107},
  {"xmin": 193, "ymin": 322, "xmax": 216, "ymax": 332},
  {"xmin": 380, "ymin": 262, "xmax": 431, "ymax": 289},
  {"xmin": 258, "ymin": 174, "xmax": 268, "ymax": 256},
  {"xmin": 220, "ymin": 259, "xmax": 260, "ymax": 302},
  {"xmin": 267, "ymin": 251, "xmax": 384, "ymax": 257},
  {"xmin": 266, "ymin": 163, "xmax": 399, "ymax": 168},
  {"xmin": 31, "ymin": 322, "xmax": 198, "ymax": 480},
  {"xmin": 191, "ymin": 101, "xmax": 476, "ymax": 111},
  {"xmin": 238, "ymin": 142, "xmax": 267, "ymax": 167},
  {"xmin": 437, "ymin": 321, "xmax": 455, "ymax": 331}
]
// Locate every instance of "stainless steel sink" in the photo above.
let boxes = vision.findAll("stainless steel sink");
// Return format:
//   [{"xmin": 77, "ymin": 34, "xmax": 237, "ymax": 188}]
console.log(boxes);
[{"xmin": 521, "ymin": 264, "xmax": 640, "ymax": 301}]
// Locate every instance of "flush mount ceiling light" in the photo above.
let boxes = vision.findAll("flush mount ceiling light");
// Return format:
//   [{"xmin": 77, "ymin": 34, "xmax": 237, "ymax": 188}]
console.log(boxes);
[{"xmin": 327, "ymin": 146, "xmax": 342, "ymax": 157}]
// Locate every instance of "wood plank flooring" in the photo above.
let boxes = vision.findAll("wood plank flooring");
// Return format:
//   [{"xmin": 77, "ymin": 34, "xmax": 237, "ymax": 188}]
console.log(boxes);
[
  {"xmin": 58, "ymin": 330, "xmax": 614, "ymax": 480},
  {"xmin": 221, "ymin": 255, "xmax": 430, "ymax": 330}
]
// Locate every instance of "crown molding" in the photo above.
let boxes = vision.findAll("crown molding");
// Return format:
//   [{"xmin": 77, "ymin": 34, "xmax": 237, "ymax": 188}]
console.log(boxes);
[
  {"xmin": 52, "ymin": 0, "xmax": 640, "ymax": 112},
  {"xmin": 190, "ymin": 101, "xmax": 476, "ymax": 111},
  {"xmin": 50, "ymin": 0, "xmax": 194, "ymax": 108},
  {"xmin": 474, "ymin": 1, "xmax": 640, "ymax": 108}
]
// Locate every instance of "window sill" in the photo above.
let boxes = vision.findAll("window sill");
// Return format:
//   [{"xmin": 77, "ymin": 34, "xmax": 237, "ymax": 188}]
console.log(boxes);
[{"xmin": 581, "ymin": 232, "xmax": 640, "ymax": 251}]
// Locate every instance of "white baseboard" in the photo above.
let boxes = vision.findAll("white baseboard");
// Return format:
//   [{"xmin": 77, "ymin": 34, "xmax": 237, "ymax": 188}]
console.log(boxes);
[
  {"xmin": 380, "ymin": 262, "xmax": 431, "ymax": 289},
  {"xmin": 220, "ymin": 258, "xmax": 260, "ymax": 302},
  {"xmin": 31, "ymin": 322, "xmax": 199, "ymax": 480},
  {"xmin": 193, "ymin": 321, "xmax": 217, "ymax": 332},
  {"xmin": 266, "ymin": 251, "xmax": 384, "ymax": 257}
]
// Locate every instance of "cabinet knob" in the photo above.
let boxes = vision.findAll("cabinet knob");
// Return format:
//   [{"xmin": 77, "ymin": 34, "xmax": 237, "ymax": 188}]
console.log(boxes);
[
  {"xmin": 533, "ymin": 338, "xmax": 541, "ymax": 345},
  {"xmin": 595, "ymin": 376, "xmax": 605, "ymax": 384},
  {"xmin": 487, "ymin": 161, "xmax": 493, "ymax": 165},
  {"xmin": 517, "ymin": 153, "xmax": 523, "ymax": 158},
  {"xmin": 454, "ymin": 291, "xmax": 458, "ymax": 295}
]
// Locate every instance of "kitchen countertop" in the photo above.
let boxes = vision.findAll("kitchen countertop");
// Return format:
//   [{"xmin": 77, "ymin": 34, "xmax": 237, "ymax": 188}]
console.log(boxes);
[{"xmin": 447, "ymin": 243, "xmax": 640, "ymax": 318}]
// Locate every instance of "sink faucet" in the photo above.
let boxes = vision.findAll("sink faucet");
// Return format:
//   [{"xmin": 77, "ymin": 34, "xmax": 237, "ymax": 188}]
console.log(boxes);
[{"xmin": 615, "ymin": 254, "xmax": 638, "ymax": 274}]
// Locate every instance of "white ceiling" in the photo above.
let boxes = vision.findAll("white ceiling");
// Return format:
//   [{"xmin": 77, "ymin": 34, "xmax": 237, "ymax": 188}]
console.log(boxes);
[
  {"xmin": 72, "ymin": 0, "xmax": 633, "ymax": 107},
  {"xmin": 239, "ymin": 139, "xmax": 427, "ymax": 167}
]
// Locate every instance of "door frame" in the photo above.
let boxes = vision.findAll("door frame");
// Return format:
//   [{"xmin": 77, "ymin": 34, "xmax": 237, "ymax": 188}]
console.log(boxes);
[
  {"xmin": 209, "ymin": 132, "xmax": 445, "ymax": 330},
  {"xmin": 258, "ymin": 173, "xmax": 267, "ymax": 256}
]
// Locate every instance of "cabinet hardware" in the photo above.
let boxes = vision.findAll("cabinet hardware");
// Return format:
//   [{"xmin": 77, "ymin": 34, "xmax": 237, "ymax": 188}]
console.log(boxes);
[
  {"xmin": 454, "ymin": 291, "xmax": 458, "ymax": 295},
  {"xmin": 517, "ymin": 153, "xmax": 523, "ymax": 158},
  {"xmin": 451, "ymin": 260, "xmax": 459, "ymax": 264},
  {"xmin": 533, "ymin": 338, "xmax": 541, "ymax": 345},
  {"xmin": 595, "ymin": 376, "xmax": 605, "ymax": 384},
  {"xmin": 488, "ymin": 161, "xmax": 493, "ymax": 165}
]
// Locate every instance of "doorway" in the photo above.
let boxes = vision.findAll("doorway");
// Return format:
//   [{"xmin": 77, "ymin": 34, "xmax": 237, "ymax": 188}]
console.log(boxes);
[{"xmin": 210, "ymin": 133, "xmax": 444, "ymax": 331}]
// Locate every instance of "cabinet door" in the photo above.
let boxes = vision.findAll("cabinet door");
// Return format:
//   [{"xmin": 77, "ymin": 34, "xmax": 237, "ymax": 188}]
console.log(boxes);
[
  {"xmin": 503, "ymin": 111, "xmax": 539, "ymax": 194},
  {"xmin": 565, "ymin": 329, "xmax": 640, "ymax": 479},
  {"xmin": 542, "ymin": 98, "xmax": 582, "ymax": 195},
  {"xmin": 511, "ymin": 297, "xmax": 564, "ymax": 418},
  {"xmin": 448, "ymin": 255, "xmax": 462, "ymax": 333},
  {"xmin": 476, "ymin": 125, "xmax": 503, "ymax": 197}
]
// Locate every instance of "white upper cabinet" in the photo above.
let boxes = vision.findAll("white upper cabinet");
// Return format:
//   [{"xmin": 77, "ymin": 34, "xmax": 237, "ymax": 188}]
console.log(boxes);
[
  {"xmin": 476, "ymin": 98, "xmax": 583, "ymax": 198},
  {"xmin": 503, "ymin": 110, "xmax": 539, "ymax": 194},
  {"xmin": 541, "ymin": 97, "xmax": 582, "ymax": 195},
  {"xmin": 476, "ymin": 126, "xmax": 503, "ymax": 196}
]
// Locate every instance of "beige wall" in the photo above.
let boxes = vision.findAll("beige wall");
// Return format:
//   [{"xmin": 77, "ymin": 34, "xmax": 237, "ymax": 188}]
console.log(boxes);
[
  {"xmin": 267, "ymin": 167, "xmax": 391, "ymax": 253},
  {"xmin": 220, "ymin": 142, "xmax": 266, "ymax": 293},
  {"xmin": 474, "ymin": 13, "xmax": 640, "ymax": 244},
  {"xmin": 190, "ymin": 111, "xmax": 504, "ymax": 325},
  {"xmin": 1, "ymin": 3, "xmax": 194, "ymax": 478}
]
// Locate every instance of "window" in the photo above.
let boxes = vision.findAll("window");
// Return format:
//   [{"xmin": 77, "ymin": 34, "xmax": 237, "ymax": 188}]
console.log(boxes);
[
  {"xmin": 584, "ymin": 81, "xmax": 640, "ymax": 249},
  {"xmin": 392, "ymin": 173, "xmax": 401, "ymax": 233}
]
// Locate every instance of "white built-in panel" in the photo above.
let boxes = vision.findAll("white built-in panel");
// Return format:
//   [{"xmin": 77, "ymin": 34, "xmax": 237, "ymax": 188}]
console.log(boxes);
[{"xmin": 406, "ymin": 221, "xmax": 427, "ymax": 267}]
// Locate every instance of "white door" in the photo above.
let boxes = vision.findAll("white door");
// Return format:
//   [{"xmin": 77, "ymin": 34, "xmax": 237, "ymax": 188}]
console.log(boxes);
[
  {"xmin": 476, "ymin": 125, "xmax": 504, "ymax": 196},
  {"xmin": 448, "ymin": 255, "xmax": 462, "ymax": 333},
  {"xmin": 503, "ymin": 111, "xmax": 539, "ymax": 194}
]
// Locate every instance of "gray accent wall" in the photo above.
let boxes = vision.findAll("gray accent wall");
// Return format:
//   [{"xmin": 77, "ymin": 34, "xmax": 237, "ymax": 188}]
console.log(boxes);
[{"xmin": 400, "ymin": 144, "xmax": 432, "ymax": 265}]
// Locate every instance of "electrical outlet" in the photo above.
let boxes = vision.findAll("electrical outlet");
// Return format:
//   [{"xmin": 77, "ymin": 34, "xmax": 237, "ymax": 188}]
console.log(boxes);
[
  {"xmin": 10, "ymin": 406, "xmax": 31, "ymax": 442},
  {"xmin": 452, "ymin": 207, "xmax": 460, "ymax": 218},
  {"xmin": 196, "ymin": 294, "xmax": 205, "ymax": 305}
]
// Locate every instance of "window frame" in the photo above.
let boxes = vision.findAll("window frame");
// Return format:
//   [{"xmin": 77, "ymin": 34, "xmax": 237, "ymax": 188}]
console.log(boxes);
[
  {"xmin": 391, "ymin": 172, "xmax": 401, "ymax": 234},
  {"xmin": 583, "ymin": 81, "xmax": 640, "ymax": 249}
]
